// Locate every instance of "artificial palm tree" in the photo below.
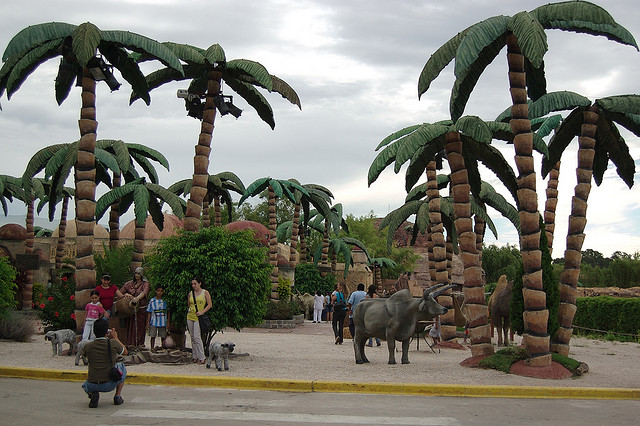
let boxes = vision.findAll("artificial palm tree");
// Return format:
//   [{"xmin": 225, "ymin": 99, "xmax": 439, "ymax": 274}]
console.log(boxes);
[
  {"xmin": 239, "ymin": 177, "xmax": 308, "ymax": 299},
  {"xmin": 134, "ymin": 43, "xmax": 301, "ymax": 232},
  {"xmin": 36, "ymin": 184, "xmax": 74, "ymax": 271},
  {"xmin": 1, "ymin": 21, "xmax": 183, "ymax": 329},
  {"xmin": 169, "ymin": 171, "xmax": 245, "ymax": 228},
  {"xmin": 96, "ymin": 177, "xmax": 185, "ymax": 272},
  {"xmin": 417, "ymin": 0, "xmax": 637, "ymax": 366},
  {"xmin": 284, "ymin": 181, "xmax": 334, "ymax": 268},
  {"xmin": 540, "ymin": 95, "xmax": 640, "ymax": 355}
]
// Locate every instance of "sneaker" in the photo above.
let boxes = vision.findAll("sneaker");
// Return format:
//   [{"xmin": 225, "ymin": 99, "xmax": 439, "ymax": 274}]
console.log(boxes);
[
  {"xmin": 376, "ymin": 341, "xmax": 381, "ymax": 346},
  {"xmin": 89, "ymin": 392, "xmax": 99, "ymax": 408},
  {"xmin": 113, "ymin": 395, "xmax": 124, "ymax": 405},
  {"xmin": 366, "ymin": 343, "xmax": 373, "ymax": 347}
]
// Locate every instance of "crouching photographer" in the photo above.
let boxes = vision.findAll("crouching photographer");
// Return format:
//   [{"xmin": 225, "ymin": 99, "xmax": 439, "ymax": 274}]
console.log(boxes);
[{"xmin": 80, "ymin": 318, "xmax": 128, "ymax": 408}]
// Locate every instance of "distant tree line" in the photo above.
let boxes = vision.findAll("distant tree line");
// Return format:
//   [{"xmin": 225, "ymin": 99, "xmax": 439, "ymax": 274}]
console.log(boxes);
[{"xmin": 482, "ymin": 245, "xmax": 640, "ymax": 288}]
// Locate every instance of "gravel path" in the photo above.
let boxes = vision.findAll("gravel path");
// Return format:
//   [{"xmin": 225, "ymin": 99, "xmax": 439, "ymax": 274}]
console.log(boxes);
[{"xmin": 2, "ymin": 320, "xmax": 638, "ymax": 389}]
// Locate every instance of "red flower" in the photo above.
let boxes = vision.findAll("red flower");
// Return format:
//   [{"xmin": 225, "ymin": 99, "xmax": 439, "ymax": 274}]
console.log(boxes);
[
  {"xmin": 70, "ymin": 295, "xmax": 75, "ymax": 301},
  {"xmin": 61, "ymin": 276, "xmax": 68, "ymax": 282},
  {"xmin": 38, "ymin": 293, "xmax": 42, "ymax": 298},
  {"xmin": 48, "ymin": 296, "xmax": 54, "ymax": 301},
  {"xmin": 71, "ymin": 313, "xmax": 76, "ymax": 320},
  {"xmin": 39, "ymin": 303, "xmax": 45, "ymax": 309},
  {"xmin": 54, "ymin": 312, "xmax": 59, "ymax": 317}
]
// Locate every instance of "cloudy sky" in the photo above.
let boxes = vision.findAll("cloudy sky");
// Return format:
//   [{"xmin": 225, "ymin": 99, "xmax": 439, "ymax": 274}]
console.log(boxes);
[{"xmin": 1, "ymin": 0, "xmax": 639, "ymax": 258}]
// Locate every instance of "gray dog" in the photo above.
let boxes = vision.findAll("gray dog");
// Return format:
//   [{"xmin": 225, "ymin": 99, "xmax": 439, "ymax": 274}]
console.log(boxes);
[
  {"xmin": 44, "ymin": 329, "xmax": 77, "ymax": 356},
  {"xmin": 206, "ymin": 341, "xmax": 235, "ymax": 371},
  {"xmin": 74, "ymin": 340, "xmax": 88, "ymax": 366}
]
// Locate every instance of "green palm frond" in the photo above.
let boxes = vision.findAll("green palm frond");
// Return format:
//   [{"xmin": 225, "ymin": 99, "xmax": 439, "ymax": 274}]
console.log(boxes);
[
  {"xmin": 100, "ymin": 30, "xmax": 184, "ymax": 73},
  {"xmin": 71, "ymin": 22, "xmax": 101, "ymax": 66},
  {"xmin": 394, "ymin": 123, "xmax": 449, "ymax": 170},
  {"xmin": 240, "ymin": 177, "xmax": 270, "ymax": 204},
  {"xmin": 6, "ymin": 39, "xmax": 62, "ymax": 97},
  {"xmin": 368, "ymin": 140, "xmax": 402, "ymax": 186},
  {"xmin": 204, "ymin": 43, "xmax": 226, "ymax": 64},
  {"xmin": 269, "ymin": 75, "xmax": 301, "ymax": 109},
  {"xmin": 379, "ymin": 200, "xmax": 424, "ymax": 253},
  {"xmin": 528, "ymin": 91, "xmax": 591, "ymax": 119},
  {"xmin": 450, "ymin": 32, "xmax": 507, "ymax": 122},
  {"xmin": 454, "ymin": 115, "xmax": 492, "ymax": 143},
  {"xmin": 470, "ymin": 197, "xmax": 498, "ymax": 239},
  {"xmin": 455, "ymin": 16, "xmax": 509, "ymax": 78},
  {"xmin": 227, "ymin": 59, "xmax": 273, "ymax": 91},
  {"xmin": 508, "ymin": 11, "xmax": 547, "ymax": 68},
  {"xmin": 2, "ymin": 22, "xmax": 75, "ymax": 60},
  {"xmin": 418, "ymin": 27, "xmax": 470, "ymax": 99},
  {"xmin": 532, "ymin": 1, "xmax": 638, "ymax": 49},
  {"xmin": 276, "ymin": 221, "xmax": 292, "ymax": 243},
  {"xmin": 542, "ymin": 108, "xmax": 584, "ymax": 176},
  {"xmin": 375, "ymin": 124, "xmax": 422, "ymax": 151},
  {"xmin": 225, "ymin": 78, "xmax": 275, "ymax": 129}
]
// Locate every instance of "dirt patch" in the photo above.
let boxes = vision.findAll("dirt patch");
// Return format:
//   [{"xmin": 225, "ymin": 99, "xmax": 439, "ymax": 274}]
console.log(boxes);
[{"xmin": 510, "ymin": 360, "xmax": 573, "ymax": 379}]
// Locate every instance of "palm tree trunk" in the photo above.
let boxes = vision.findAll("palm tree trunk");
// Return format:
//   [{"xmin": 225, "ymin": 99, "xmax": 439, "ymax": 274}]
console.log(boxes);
[
  {"xmin": 22, "ymin": 194, "xmax": 34, "ymax": 310},
  {"xmin": 289, "ymin": 202, "xmax": 301, "ymax": 268},
  {"xmin": 426, "ymin": 160, "xmax": 454, "ymax": 341},
  {"xmin": 55, "ymin": 195, "xmax": 69, "ymax": 271},
  {"xmin": 202, "ymin": 194, "xmax": 211, "ymax": 228},
  {"xmin": 321, "ymin": 218, "xmax": 329, "ymax": 267},
  {"xmin": 474, "ymin": 216, "xmax": 486, "ymax": 272},
  {"xmin": 544, "ymin": 162, "xmax": 561, "ymax": 255},
  {"xmin": 446, "ymin": 235, "xmax": 453, "ymax": 284},
  {"xmin": 331, "ymin": 252, "xmax": 337, "ymax": 275},
  {"xmin": 445, "ymin": 131, "xmax": 492, "ymax": 356},
  {"xmin": 74, "ymin": 68, "xmax": 98, "ymax": 333},
  {"xmin": 184, "ymin": 70, "xmax": 221, "ymax": 232},
  {"xmin": 552, "ymin": 106, "xmax": 598, "ymax": 356},
  {"xmin": 426, "ymin": 225, "xmax": 436, "ymax": 283},
  {"xmin": 108, "ymin": 173, "xmax": 121, "ymax": 250},
  {"xmin": 132, "ymin": 221, "xmax": 145, "ymax": 272},
  {"xmin": 268, "ymin": 185, "xmax": 279, "ymax": 300},
  {"xmin": 213, "ymin": 195, "xmax": 222, "ymax": 227},
  {"xmin": 298, "ymin": 222, "xmax": 307, "ymax": 264},
  {"xmin": 507, "ymin": 34, "xmax": 550, "ymax": 367}
]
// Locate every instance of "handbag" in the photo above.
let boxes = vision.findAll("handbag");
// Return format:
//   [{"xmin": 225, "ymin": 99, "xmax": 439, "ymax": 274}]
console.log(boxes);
[
  {"xmin": 107, "ymin": 338, "xmax": 122, "ymax": 382},
  {"xmin": 192, "ymin": 289, "xmax": 212, "ymax": 334}
]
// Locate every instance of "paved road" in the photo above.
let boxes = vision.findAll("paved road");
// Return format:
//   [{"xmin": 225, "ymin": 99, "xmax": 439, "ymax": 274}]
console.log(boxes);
[{"xmin": 2, "ymin": 378, "xmax": 639, "ymax": 425}]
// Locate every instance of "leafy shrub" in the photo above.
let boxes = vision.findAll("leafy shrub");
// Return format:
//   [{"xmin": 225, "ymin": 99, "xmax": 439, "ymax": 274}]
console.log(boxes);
[
  {"xmin": 94, "ymin": 243, "xmax": 135, "ymax": 287},
  {"xmin": 0, "ymin": 311, "xmax": 35, "ymax": 341},
  {"xmin": 551, "ymin": 353, "xmax": 581, "ymax": 372},
  {"xmin": 32, "ymin": 269, "xmax": 76, "ymax": 330},
  {"xmin": 277, "ymin": 275, "xmax": 292, "ymax": 301},
  {"xmin": 478, "ymin": 346, "xmax": 527, "ymax": 373},
  {"xmin": 574, "ymin": 296, "xmax": 640, "ymax": 335},
  {"xmin": 264, "ymin": 299, "xmax": 299, "ymax": 320},
  {"xmin": 293, "ymin": 263, "xmax": 335, "ymax": 295},
  {"xmin": 145, "ymin": 227, "xmax": 272, "ymax": 332},
  {"xmin": 0, "ymin": 256, "xmax": 18, "ymax": 319}
]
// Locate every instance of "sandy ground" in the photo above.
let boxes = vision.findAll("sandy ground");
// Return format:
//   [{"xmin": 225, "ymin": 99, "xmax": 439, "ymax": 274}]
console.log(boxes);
[{"xmin": 1, "ymin": 320, "xmax": 639, "ymax": 389}]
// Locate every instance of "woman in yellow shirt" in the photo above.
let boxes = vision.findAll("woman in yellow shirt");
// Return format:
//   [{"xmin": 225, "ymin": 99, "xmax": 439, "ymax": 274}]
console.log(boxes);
[{"xmin": 186, "ymin": 277, "xmax": 212, "ymax": 364}]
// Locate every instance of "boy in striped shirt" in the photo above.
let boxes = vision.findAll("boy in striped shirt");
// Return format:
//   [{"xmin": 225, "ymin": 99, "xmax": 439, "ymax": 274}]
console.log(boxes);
[{"xmin": 146, "ymin": 285, "xmax": 170, "ymax": 348}]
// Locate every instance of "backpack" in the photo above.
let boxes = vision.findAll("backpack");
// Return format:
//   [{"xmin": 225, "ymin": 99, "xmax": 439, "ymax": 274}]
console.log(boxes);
[{"xmin": 334, "ymin": 292, "xmax": 347, "ymax": 310}]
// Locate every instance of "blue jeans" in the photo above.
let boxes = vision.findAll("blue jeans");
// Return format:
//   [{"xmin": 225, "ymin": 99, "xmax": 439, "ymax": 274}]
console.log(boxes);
[
  {"xmin": 82, "ymin": 362, "xmax": 127, "ymax": 395},
  {"xmin": 368, "ymin": 337, "xmax": 381, "ymax": 345}
]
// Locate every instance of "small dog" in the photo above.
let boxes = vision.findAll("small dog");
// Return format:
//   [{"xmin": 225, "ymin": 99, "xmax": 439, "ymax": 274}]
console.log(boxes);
[
  {"xmin": 75, "ymin": 340, "xmax": 88, "ymax": 366},
  {"xmin": 206, "ymin": 341, "xmax": 235, "ymax": 371},
  {"xmin": 44, "ymin": 329, "xmax": 77, "ymax": 356}
]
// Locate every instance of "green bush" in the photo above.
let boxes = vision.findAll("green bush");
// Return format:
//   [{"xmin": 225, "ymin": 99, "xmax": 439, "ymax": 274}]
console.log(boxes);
[
  {"xmin": 574, "ymin": 296, "xmax": 640, "ymax": 336},
  {"xmin": 293, "ymin": 263, "xmax": 335, "ymax": 295},
  {"xmin": 145, "ymin": 227, "xmax": 272, "ymax": 332},
  {"xmin": 277, "ymin": 275, "xmax": 292, "ymax": 301},
  {"xmin": 264, "ymin": 299, "xmax": 300, "ymax": 320},
  {"xmin": 0, "ymin": 311, "xmax": 35, "ymax": 341},
  {"xmin": 32, "ymin": 268, "xmax": 76, "ymax": 330},
  {"xmin": 0, "ymin": 256, "xmax": 18, "ymax": 318},
  {"xmin": 478, "ymin": 346, "xmax": 527, "ymax": 373},
  {"xmin": 94, "ymin": 243, "xmax": 135, "ymax": 287}
]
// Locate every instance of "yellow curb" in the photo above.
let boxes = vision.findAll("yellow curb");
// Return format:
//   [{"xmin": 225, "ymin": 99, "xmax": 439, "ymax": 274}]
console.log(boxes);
[{"xmin": 1, "ymin": 366, "xmax": 639, "ymax": 400}]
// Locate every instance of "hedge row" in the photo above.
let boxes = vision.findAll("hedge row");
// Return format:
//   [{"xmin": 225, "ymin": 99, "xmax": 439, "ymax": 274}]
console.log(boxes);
[{"xmin": 574, "ymin": 296, "xmax": 640, "ymax": 335}]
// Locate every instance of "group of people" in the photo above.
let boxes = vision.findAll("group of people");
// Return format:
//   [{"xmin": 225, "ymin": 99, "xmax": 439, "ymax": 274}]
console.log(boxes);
[
  {"xmin": 329, "ymin": 282, "xmax": 381, "ymax": 346},
  {"xmin": 81, "ymin": 272, "xmax": 213, "ymax": 408}
]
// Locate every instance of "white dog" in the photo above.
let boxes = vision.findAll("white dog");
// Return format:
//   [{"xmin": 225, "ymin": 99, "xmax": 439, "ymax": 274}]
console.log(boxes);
[
  {"xmin": 206, "ymin": 341, "xmax": 235, "ymax": 371},
  {"xmin": 44, "ymin": 329, "xmax": 77, "ymax": 356},
  {"xmin": 75, "ymin": 340, "xmax": 88, "ymax": 365}
]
